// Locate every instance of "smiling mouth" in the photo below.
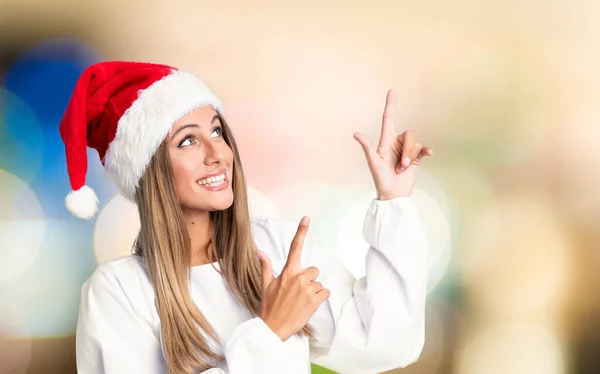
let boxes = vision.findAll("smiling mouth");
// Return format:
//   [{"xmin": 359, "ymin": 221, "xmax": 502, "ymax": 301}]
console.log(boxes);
[{"xmin": 197, "ymin": 173, "xmax": 225, "ymax": 186}]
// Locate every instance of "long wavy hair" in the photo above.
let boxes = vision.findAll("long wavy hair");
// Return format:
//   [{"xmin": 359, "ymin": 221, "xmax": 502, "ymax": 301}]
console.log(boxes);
[{"xmin": 132, "ymin": 112, "xmax": 314, "ymax": 373}]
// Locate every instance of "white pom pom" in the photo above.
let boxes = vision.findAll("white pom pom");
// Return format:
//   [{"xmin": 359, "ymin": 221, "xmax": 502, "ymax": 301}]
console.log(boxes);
[{"xmin": 65, "ymin": 185, "xmax": 99, "ymax": 219}]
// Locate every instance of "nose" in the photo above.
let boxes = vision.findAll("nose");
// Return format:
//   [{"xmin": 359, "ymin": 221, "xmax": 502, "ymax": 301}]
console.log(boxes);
[{"xmin": 203, "ymin": 139, "xmax": 225, "ymax": 166}]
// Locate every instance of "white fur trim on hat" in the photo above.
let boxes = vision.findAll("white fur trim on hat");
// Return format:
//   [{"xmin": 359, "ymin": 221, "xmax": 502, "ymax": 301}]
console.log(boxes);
[
  {"xmin": 65, "ymin": 185, "xmax": 99, "ymax": 219},
  {"xmin": 103, "ymin": 69, "xmax": 223, "ymax": 202}
]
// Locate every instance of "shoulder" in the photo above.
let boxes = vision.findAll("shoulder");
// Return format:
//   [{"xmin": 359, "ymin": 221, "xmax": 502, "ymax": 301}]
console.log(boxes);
[
  {"xmin": 82, "ymin": 255, "xmax": 154, "ymax": 310},
  {"xmin": 80, "ymin": 255, "xmax": 158, "ymax": 327},
  {"xmin": 85, "ymin": 255, "xmax": 148, "ymax": 289}
]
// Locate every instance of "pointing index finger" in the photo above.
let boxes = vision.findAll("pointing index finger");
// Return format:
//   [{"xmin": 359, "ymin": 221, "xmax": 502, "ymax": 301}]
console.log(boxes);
[
  {"xmin": 284, "ymin": 216, "xmax": 310, "ymax": 272},
  {"xmin": 378, "ymin": 89, "xmax": 396, "ymax": 151}
]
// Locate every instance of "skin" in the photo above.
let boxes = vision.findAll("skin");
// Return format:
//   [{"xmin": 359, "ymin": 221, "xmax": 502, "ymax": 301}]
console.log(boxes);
[{"xmin": 168, "ymin": 106, "xmax": 234, "ymax": 266}]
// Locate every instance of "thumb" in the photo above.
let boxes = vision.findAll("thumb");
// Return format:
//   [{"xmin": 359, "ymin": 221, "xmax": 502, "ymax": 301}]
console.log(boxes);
[
  {"xmin": 353, "ymin": 132, "xmax": 378, "ymax": 164},
  {"xmin": 257, "ymin": 250, "xmax": 274, "ymax": 291}
]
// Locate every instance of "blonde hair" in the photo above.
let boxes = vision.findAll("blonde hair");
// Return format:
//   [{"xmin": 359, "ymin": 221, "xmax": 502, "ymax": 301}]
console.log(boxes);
[{"xmin": 133, "ymin": 113, "xmax": 313, "ymax": 373}]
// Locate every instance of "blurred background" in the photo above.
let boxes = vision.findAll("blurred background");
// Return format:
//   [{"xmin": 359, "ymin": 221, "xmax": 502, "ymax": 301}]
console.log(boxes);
[{"xmin": 1, "ymin": 0, "xmax": 599, "ymax": 373}]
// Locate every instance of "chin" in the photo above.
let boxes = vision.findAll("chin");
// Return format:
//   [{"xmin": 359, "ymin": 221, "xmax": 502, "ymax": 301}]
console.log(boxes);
[
  {"xmin": 202, "ymin": 191, "xmax": 235, "ymax": 212},
  {"xmin": 179, "ymin": 187, "xmax": 235, "ymax": 213},
  {"xmin": 208, "ymin": 199, "xmax": 234, "ymax": 212}
]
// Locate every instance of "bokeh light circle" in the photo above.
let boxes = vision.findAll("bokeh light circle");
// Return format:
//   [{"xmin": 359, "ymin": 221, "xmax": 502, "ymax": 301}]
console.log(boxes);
[
  {"xmin": 461, "ymin": 191, "xmax": 571, "ymax": 318},
  {"xmin": 1, "ymin": 217, "xmax": 94, "ymax": 338},
  {"xmin": 412, "ymin": 187, "xmax": 453, "ymax": 293},
  {"xmin": 247, "ymin": 185, "xmax": 279, "ymax": 219},
  {"xmin": 0, "ymin": 89, "xmax": 45, "ymax": 183},
  {"xmin": 0, "ymin": 170, "xmax": 45, "ymax": 283},
  {"xmin": 417, "ymin": 301, "xmax": 447, "ymax": 373},
  {"xmin": 94, "ymin": 194, "xmax": 140, "ymax": 264},
  {"xmin": 3, "ymin": 39, "xmax": 101, "ymax": 124},
  {"xmin": 458, "ymin": 322, "xmax": 565, "ymax": 374},
  {"xmin": 334, "ymin": 190, "xmax": 377, "ymax": 279},
  {"xmin": 332, "ymin": 169, "xmax": 454, "ymax": 293},
  {"xmin": 275, "ymin": 183, "xmax": 362, "ymax": 254}
]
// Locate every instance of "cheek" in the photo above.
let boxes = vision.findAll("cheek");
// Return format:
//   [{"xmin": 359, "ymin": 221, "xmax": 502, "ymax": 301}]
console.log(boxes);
[
  {"xmin": 170, "ymin": 156, "xmax": 196, "ymax": 189},
  {"xmin": 226, "ymin": 147, "xmax": 234, "ymax": 164}
]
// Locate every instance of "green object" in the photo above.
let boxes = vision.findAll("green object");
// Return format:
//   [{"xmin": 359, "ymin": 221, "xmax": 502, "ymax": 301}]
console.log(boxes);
[{"xmin": 311, "ymin": 363, "xmax": 338, "ymax": 374}]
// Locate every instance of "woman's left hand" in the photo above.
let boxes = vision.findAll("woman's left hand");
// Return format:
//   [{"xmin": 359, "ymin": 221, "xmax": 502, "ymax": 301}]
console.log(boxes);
[{"xmin": 354, "ymin": 89, "xmax": 433, "ymax": 200}]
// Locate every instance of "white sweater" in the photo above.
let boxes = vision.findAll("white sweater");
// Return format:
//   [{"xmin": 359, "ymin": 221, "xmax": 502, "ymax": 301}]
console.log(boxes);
[{"xmin": 75, "ymin": 196, "xmax": 428, "ymax": 374}]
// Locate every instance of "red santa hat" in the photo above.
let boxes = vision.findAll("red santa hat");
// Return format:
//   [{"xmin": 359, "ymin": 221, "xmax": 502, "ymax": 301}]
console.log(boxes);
[{"xmin": 59, "ymin": 61, "xmax": 223, "ymax": 219}]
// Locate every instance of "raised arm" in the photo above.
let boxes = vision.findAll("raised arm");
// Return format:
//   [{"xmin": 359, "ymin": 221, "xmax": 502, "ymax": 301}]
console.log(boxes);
[{"xmin": 252, "ymin": 89, "xmax": 433, "ymax": 373}]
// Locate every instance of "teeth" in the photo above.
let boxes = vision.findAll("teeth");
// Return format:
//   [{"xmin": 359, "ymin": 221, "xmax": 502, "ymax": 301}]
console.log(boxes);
[
  {"xmin": 207, "ymin": 180, "xmax": 224, "ymax": 187},
  {"xmin": 198, "ymin": 173, "xmax": 226, "ymax": 186}
]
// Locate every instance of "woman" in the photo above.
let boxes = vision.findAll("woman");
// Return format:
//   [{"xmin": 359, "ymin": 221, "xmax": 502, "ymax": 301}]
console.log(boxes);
[{"xmin": 60, "ymin": 61, "xmax": 432, "ymax": 374}]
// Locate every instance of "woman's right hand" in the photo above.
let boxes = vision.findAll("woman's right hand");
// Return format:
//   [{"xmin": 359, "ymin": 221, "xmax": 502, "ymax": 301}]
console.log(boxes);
[{"xmin": 257, "ymin": 216, "xmax": 331, "ymax": 341}]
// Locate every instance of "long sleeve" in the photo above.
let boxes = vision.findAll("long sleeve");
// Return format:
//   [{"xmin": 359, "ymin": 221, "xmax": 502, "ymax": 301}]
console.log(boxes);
[
  {"xmin": 76, "ymin": 264, "xmax": 168, "ymax": 374},
  {"xmin": 222, "ymin": 317, "xmax": 311, "ymax": 374},
  {"xmin": 77, "ymin": 260, "xmax": 310, "ymax": 374},
  {"xmin": 252, "ymin": 196, "xmax": 428, "ymax": 374}
]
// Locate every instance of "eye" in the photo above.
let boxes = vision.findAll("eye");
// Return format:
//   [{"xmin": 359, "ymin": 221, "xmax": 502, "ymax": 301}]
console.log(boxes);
[
  {"xmin": 211, "ymin": 127, "xmax": 223, "ymax": 138},
  {"xmin": 178, "ymin": 136, "xmax": 196, "ymax": 147}
]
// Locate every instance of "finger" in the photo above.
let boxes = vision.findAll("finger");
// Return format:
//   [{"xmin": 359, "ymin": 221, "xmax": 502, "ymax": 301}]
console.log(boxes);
[
  {"xmin": 397, "ymin": 140, "xmax": 422, "ymax": 173},
  {"xmin": 377, "ymin": 89, "xmax": 396, "ymax": 152},
  {"xmin": 353, "ymin": 132, "xmax": 379, "ymax": 165},
  {"xmin": 408, "ymin": 142, "xmax": 423, "ymax": 166},
  {"xmin": 412, "ymin": 142, "xmax": 423, "ymax": 160},
  {"xmin": 284, "ymin": 216, "xmax": 310, "ymax": 272},
  {"xmin": 301, "ymin": 266, "xmax": 320, "ymax": 282},
  {"xmin": 257, "ymin": 250, "xmax": 274, "ymax": 291},
  {"xmin": 315, "ymin": 288, "xmax": 331, "ymax": 303},
  {"xmin": 417, "ymin": 146, "xmax": 434, "ymax": 159},
  {"xmin": 400, "ymin": 130, "xmax": 415, "ymax": 168},
  {"xmin": 397, "ymin": 146, "xmax": 432, "ymax": 172},
  {"xmin": 307, "ymin": 281, "xmax": 324, "ymax": 293},
  {"xmin": 396, "ymin": 131, "xmax": 405, "ymax": 145},
  {"xmin": 394, "ymin": 132, "xmax": 405, "ymax": 170}
]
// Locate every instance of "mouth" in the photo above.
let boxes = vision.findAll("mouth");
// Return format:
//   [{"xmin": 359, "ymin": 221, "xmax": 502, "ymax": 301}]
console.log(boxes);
[{"xmin": 197, "ymin": 169, "xmax": 229, "ymax": 191}]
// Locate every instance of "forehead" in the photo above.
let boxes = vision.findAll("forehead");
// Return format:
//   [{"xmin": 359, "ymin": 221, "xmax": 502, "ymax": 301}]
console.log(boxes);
[{"xmin": 173, "ymin": 106, "xmax": 219, "ymax": 128}]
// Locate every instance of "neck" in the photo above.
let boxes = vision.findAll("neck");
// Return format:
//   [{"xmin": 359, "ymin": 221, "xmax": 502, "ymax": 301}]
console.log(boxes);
[{"xmin": 182, "ymin": 209, "xmax": 214, "ymax": 267}]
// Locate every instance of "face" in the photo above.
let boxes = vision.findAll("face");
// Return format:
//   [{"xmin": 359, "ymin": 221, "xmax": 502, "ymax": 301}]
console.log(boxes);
[{"xmin": 168, "ymin": 106, "xmax": 234, "ymax": 213}]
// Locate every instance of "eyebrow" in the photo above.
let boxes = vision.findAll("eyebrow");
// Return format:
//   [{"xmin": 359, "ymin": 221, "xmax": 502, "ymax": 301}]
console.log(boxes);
[{"xmin": 171, "ymin": 114, "xmax": 220, "ymax": 139}]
